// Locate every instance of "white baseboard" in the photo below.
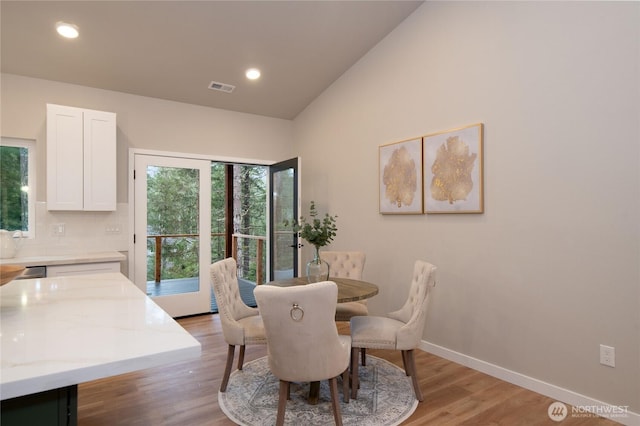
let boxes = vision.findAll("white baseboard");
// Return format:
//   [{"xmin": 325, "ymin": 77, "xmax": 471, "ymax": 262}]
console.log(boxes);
[{"xmin": 420, "ymin": 341, "xmax": 639, "ymax": 426}]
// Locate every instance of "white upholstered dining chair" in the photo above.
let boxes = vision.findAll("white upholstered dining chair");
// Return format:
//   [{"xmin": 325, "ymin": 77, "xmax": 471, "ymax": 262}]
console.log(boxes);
[
  {"xmin": 254, "ymin": 281, "xmax": 351, "ymax": 426},
  {"xmin": 320, "ymin": 251, "xmax": 368, "ymax": 365},
  {"xmin": 320, "ymin": 251, "xmax": 368, "ymax": 321},
  {"xmin": 210, "ymin": 258, "xmax": 266, "ymax": 392},
  {"xmin": 350, "ymin": 260, "xmax": 436, "ymax": 401}
]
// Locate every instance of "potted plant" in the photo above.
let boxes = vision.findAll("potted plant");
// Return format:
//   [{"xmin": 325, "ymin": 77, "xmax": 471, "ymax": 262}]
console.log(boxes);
[{"xmin": 287, "ymin": 201, "xmax": 338, "ymax": 282}]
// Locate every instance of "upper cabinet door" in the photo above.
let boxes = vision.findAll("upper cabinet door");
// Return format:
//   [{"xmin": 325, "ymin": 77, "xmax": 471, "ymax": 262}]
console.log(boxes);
[
  {"xmin": 46, "ymin": 104, "xmax": 116, "ymax": 211},
  {"xmin": 83, "ymin": 109, "xmax": 116, "ymax": 211},
  {"xmin": 47, "ymin": 104, "xmax": 84, "ymax": 210}
]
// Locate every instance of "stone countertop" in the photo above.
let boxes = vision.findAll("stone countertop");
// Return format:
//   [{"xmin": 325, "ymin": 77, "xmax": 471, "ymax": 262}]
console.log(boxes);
[
  {"xmin": 0, "ymin": 251, "xmax": 126, "ymax": 267},
  {"xmin": 0, "ymin": 272, "xmax": 201, "ymax": 400}
]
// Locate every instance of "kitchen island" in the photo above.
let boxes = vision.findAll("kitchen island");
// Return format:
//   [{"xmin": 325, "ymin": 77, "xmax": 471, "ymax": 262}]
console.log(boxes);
[
  {"xmin": 0, "ymin": 272, "xmax": 201, "ymax": 425},
  {"xmin": 0, "ymin": 251, "xmax": 125, "ymax": 268}
]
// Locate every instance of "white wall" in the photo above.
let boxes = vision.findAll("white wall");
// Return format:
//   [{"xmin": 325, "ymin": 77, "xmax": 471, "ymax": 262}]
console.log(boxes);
[
  {"xmin": 1, "ymin": 73, "xmax": 294, "ymax": 256},
  {"xmin": 294, "ymin": 1, "xmax": 639, "ymax": 414}
]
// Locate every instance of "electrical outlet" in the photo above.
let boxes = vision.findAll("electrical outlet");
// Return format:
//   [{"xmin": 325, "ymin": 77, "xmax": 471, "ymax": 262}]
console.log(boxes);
[
  {"xmin": 52, "ymin": 223, "xmax": 65, "ymax": 236},
  {"xmin": 600, "ymin": 344, "xmax": 615, "ymax": 367},
  {"xmin": 105, "ymin": 224, "xmax": 122, "ymax": 234}
]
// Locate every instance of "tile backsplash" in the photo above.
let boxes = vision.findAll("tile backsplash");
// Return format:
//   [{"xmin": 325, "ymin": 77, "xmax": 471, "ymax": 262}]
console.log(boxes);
[{"xmin": 16, "ymin": 202, "xmax": 129, "ymax": 258}]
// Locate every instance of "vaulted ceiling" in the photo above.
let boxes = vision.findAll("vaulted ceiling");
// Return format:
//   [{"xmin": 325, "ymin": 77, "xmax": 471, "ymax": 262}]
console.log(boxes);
[{"xmin": 1, "ymin": 1, "xmax": 422, "ymax": 120}]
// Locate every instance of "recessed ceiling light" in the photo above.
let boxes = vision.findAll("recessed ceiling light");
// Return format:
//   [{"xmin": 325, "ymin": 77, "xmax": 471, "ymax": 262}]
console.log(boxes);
[
  {"xmin": 246, "ymin": 68, "xmax": 261, "ymax": 80},
  {"xmin": 56, "ymin": 22, "xmax": 79, "ymax": 39}
]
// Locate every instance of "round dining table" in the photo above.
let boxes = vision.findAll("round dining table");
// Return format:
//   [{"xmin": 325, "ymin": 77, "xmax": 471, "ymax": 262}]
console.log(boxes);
[
  {"xmin": 266, "ymin": 276, "xmax": 379, "ymax": 303},
  {"xmin": 264, "ymin": 276, "xmax": 379, "ymax": 404}
]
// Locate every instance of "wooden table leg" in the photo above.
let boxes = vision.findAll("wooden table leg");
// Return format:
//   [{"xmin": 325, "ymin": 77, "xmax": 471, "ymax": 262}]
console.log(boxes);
[{"xmin": 308, "ymin": 381, "xmax": 320, "ymax": 405}]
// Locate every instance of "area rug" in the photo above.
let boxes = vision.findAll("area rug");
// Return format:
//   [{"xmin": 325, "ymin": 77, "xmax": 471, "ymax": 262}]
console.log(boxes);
[{"xmin": 218, "ymin": 355, "xmax": 418, "ymax": 426}]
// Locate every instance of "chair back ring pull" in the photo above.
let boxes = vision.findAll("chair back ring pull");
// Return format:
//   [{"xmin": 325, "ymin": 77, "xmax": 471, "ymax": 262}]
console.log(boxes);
[{"xmin": 290, "ymin": 304, "xmax": 304, "ymax": 321}]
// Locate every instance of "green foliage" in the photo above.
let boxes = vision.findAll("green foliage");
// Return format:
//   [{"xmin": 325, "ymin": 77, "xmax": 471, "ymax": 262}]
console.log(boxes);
[
  {"xmin": 287, "ymin": 201, "xmax": 337, "ymax": 249},
  {"xmin": 234, "ymin": 165, "xmax": 267, "ymax": 281},
  {"xmin": 211, "ymin": 163, "xmax": 227, "ymax": 263},
  {"xmin": 146, "ymin": 166, "xmax": 201, "ymax": 280},
  {"xmin": 235, "ymin": 165, "xmax": 267, "ymax": 237},
  {"xmin": 145, "ymin": 162, "xmax": 267, "ymax": 283},
  {"xmin": 0, "ymin": 146, "xmax": 28, "ymax": 231}
]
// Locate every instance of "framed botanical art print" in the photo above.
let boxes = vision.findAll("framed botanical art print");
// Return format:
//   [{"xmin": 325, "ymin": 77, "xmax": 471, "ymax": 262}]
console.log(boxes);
[
  {"xmin": 379, "ymin": 137, "xmax": 423, "ymax": 214},
  {"xmin": 423, "ymin": 123, "xmax": 484, "ymax": 214}
]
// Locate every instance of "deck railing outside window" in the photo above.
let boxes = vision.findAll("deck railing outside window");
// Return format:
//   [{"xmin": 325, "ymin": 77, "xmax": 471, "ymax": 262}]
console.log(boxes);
[
  {"xmin": 231, "ymin": 233, "xmax": 266, "ymax": 285},
  {"xmin": 147, "ymin": 233, "xmax": 266, "ymax": 284}
]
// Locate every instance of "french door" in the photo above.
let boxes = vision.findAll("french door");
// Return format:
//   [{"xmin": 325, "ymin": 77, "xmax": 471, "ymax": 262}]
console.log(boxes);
[
  {"xmin": 133, "ymin": 154, "xmax": 211, "ymax": 317},
  {"xmin": 269, "ymin": 157, "xmax": 300, "ymax": 281}
]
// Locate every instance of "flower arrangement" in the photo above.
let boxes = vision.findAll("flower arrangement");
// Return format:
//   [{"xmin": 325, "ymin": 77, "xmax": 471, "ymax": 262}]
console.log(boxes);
[{"xmin": 287, "ymin": 201, "xmax": 338, "ymax": 249}]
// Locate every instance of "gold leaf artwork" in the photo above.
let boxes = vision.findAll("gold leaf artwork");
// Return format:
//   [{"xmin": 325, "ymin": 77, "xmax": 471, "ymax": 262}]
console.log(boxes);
[
  {"xmin": 430, "ymin": 136, "xmax": 477, "ymax": 204},
  {"xmin": 383, "ymin": 146, "xmax": 417, "ymax": 208}
]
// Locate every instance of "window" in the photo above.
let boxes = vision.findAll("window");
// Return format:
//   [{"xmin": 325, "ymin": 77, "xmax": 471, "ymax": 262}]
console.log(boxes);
[{"xmin": 0, "ymin": 137, "xmax": 35, "ymax": 237}]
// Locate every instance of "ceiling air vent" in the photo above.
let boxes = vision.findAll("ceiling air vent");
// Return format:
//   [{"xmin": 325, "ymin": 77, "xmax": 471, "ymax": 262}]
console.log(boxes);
[{"xmin": 208, "ymin": 81, "xmax": 235, "ymax": 93}]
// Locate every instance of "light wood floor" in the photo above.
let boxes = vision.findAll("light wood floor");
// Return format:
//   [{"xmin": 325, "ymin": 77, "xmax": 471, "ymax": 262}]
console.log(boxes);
[{"xmin": 77, "ymin": 314, "xmax": 617, "ymax": 425}]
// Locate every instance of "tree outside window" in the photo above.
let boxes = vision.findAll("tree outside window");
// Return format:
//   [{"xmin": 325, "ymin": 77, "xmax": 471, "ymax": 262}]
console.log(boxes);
[
  {"xmin": 144, "ymin": 162, "xmax": 267, "ymax": 284},
  {"xmin": 0, "ymin": 138, "xmax": 35, "ymax": 237}
]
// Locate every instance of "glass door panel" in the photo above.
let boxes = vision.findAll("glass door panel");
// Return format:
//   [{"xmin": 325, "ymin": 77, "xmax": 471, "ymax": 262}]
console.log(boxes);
[
  {"xmin": 210, "ymin": 162, "xmax": 227, "ymax": 264},
  {"xmin": 269, "ymin": 157, "xmax": 300, "ymax": 280},
  {"xmin": 134, "ymin": 154, "xmax": 211, "ymax": 317}
]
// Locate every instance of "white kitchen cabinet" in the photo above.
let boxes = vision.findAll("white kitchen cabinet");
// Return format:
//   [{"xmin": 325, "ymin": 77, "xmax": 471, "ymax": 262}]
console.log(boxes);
[
  {"xmin": 46, "ymin": 104, "xmax": 117, "ymax": 211},
  {"xmin": 47, "ymin": 261, "xmax": 121, "ymax": 277}
]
